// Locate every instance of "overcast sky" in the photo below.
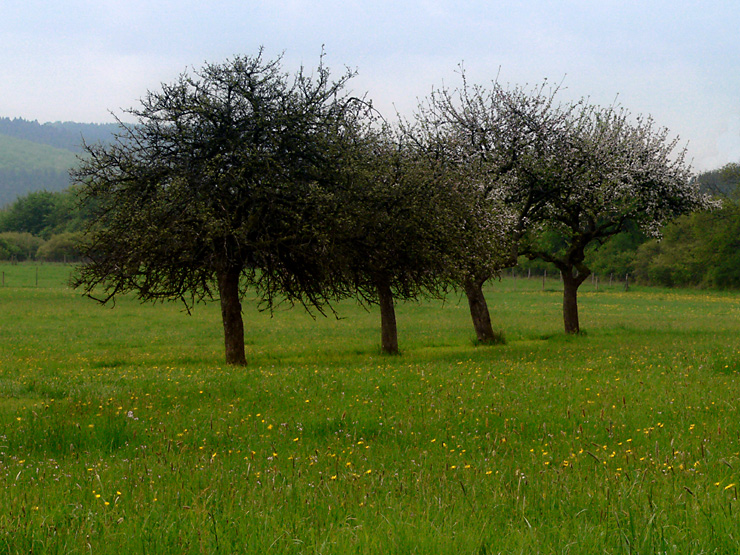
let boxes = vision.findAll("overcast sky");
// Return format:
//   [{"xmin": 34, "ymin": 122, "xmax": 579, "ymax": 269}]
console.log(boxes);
[{"xmin": 2, "ymin": 0, "xmax": 739, "ymax": 171}]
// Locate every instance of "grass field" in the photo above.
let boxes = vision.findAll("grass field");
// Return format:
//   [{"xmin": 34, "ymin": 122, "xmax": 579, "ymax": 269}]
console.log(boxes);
[{"xmin": 2, "ymin": 264, "xmax": 740, "ymax": 554}]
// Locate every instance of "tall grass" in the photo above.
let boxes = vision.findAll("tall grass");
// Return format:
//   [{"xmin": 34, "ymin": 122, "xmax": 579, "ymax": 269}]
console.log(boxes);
[{"xmin": 1, "ymin": 264, "xmax": 740, "ymax": 553}]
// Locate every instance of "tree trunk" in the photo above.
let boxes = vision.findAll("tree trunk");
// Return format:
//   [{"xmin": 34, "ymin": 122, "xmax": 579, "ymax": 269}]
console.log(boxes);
[
  {"xmin": 463, "ymin": 278, "xmax": 503, "ymax": 344},
  {"xmin": 562, "ymin": 268, "xmax": 586, "ymax": 335},
  {"xmin": 217, "ymin": 267, "xmax": 247, "ymax": 365},
  {"xmin": 377, "ymin": 282, "xmax": 399, "ymax": 355}
]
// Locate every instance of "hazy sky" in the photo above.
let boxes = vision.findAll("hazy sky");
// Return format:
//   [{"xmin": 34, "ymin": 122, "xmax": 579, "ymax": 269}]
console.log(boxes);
[{"xmin": 2, "ymin": 0, "xmax": 739, "ymax": 171}]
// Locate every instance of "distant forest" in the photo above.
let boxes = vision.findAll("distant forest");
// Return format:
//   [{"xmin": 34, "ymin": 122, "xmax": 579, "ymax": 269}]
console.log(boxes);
[
  {"xmin": 0, "ymin": 117, "xmax": 118, "ymax": 207},
  {"xmin": 0, "ymin": 117, "xmax": 118, "ymax": 153}
]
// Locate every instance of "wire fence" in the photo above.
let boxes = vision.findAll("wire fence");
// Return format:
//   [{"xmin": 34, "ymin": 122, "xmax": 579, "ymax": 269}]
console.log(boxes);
[{"xmin": 0, "ymin": 263, "xmax": 74, "ymax": 289}]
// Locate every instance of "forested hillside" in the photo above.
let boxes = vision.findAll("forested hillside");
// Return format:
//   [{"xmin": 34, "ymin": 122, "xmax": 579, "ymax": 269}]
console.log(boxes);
[
  {"xmin": 0, "ymin": 117, "xmax": 118, "ymax": 153},
  {"xmin": 0, "ymin": 134, "xmax": 79, "ymax": 207},
  {"xmin": 0, "ymin": 117, "xmax": 118, "ymax": 207}
]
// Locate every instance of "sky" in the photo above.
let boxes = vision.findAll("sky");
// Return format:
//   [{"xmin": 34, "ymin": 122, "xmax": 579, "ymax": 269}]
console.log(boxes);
[{"xmin": 2, "ymin": 0, "xmax": 739, "ymax": 171}]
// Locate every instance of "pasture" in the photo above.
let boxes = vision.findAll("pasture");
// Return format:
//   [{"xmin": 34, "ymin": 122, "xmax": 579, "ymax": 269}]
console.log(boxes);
[{"xmin": 1, "ymin": 264, "xmax": 740, "ymax": 554}]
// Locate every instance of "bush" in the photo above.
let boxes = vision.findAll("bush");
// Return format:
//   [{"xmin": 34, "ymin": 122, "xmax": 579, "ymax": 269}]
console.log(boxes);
[
  {"xmin": 36, "ymin": 232, "xmax": 83, "ymax": 262},
  {"xmin": 0, "ymin": 232, "xmax": 44, "ymax": 261}
]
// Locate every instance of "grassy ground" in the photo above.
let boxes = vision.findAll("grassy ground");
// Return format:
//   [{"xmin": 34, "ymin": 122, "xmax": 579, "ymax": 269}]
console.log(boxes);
[{"xmin": 2, "ymin": 264, "xmax": 740, "ymax": 554}]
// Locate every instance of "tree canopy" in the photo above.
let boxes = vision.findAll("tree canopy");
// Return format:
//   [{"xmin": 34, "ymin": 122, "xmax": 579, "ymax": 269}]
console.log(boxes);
[
  {"xmin": 72, "ymin": 51, "xmax": 365, "ymax": 365},
  {"xmin": 68, "ymin": 51, "xmax": 721, "ymax": 360},
  {"xmin": 327, "ymin": 122, "xmax": 507, "ymax": 353},
  {"xmin": 415, "ymin": 76, "xmax": 709, "ymax": 334}
]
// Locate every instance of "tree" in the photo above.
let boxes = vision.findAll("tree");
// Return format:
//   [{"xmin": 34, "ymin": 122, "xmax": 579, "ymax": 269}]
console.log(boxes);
[
  {"xmin": 72, "ymin": 51, "xmax": 362, "ymax": 365},
  {"xmin": 0, "ymin": 232, "xmax": 44, "ymax": 261},
  {"xmin": 329, "ymin": 124, "xmax": 469, "ymax": 354},
  {"xmin": 416, "ymin": 74, "xmax": 708, "ymax": 335},
  {"xmin": 36, "ymin": 231, "xmax": 83, "ymax": 262},
  {"xmin": 413, "ymin": 76, "xmax": 572, "ymax": 342},
  {"xmin": 518, "ymin": 105, "xmax": 708, "ymax": 333},
  {"xmin": 695, "ymin": 162, "xmax": 740, "ymax": 198},
  {"xmin": 633, "ymin": 203, "xmax": 740, "ymax": 289},
  {"xmin": 0, "ymin": 188, "xmax": 86, "ymax": 238},
  {"xmin": 0, "ymin": 190, "xmax": 57, "ymax": 237}
]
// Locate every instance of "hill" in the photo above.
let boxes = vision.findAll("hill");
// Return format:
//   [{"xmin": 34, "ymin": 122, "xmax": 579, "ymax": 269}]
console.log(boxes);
[
  {"xmin": 0, "ymin": 117, "xmax": 119, "ymax": 152},
  {"xmin": 0, "ymin": 117, "xmax": 118, "ymax": 207},
  {"xmin": 0, "ymin": 134, "xmax": 80, "ymax": 207}
]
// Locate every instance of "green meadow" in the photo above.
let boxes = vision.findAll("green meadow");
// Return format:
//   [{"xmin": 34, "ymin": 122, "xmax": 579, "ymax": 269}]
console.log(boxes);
[{"xmin": 2, "ymin": 264, "xmax": 740, "ymax": 554}]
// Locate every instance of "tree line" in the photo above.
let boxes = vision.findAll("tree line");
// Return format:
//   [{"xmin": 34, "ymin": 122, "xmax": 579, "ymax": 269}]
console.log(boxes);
[
  {"xmin": 0, "ymin": 188, "xmax": 90, "ymax": 262},
  {"xmin": 0, "ymin": 117, "xmax": 117, "ymax": 153},
  {"xmin": 2, "ymin": 52, "xmax": 729, "ymax": 364},
  {"xmin": 54, "ymin": 50, "xmax": 716, "ymax": 365}
]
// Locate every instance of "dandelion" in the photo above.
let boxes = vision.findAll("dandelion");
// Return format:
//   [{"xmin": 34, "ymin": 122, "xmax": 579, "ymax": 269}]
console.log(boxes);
[{"xmin": 725, "ymin": 483, "xmax": 736, "ymax": 490}]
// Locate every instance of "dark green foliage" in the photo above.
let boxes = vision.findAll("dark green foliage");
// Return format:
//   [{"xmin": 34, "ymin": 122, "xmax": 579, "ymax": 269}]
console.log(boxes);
[
  {"xmin": 584, "ymin": 223, "xmax": 648, "ymax": 278},
  {"xmin": 35, "ymin": 232, "xmax": 83, "ymax": 262},
  {"xmin": 0, "ymin": 190, "xmax": 56, "ymax": 236},
  {"xmin": 0, "ymin": 232, "xmax": 44, "ymax": 261},
  {"xmin": 695, "ymin": 162, "xmax": 740, "ymax": 197},
  {"xmin": 326, "ymin": 127, "xmax": 496, "ymax": 353},
  {"xmin": 634, "ymin": 204, "xmax": 740, "ymax": 288},
  {"xmin": 74, "ymin": 52, "xmax": 357, "ymax": 304},
  {"xmin": 332, "ymin": 129, "xmax": 465, "ymax": 304},
  {"xmin": 71, "ymin": 51, "xmax": 367, "ymax": 364},
  {"xmin": 0, "ymin": 188, "xmax": 89, "ymax": 239}
]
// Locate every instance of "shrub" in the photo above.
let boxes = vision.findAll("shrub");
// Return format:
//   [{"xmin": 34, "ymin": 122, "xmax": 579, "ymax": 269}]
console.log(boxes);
[
  {"xmin": 0, "ymin": 232, "xmax": 44, "ymax": 261},
  {"xmin": 36, "ymin": 232, "xmax": 83, "ymax": 262}
]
